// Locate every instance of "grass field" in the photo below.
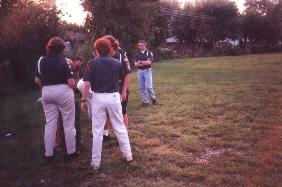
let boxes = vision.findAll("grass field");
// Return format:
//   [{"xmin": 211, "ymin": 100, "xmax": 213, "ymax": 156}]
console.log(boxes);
[{"xmin": 1, "ymin": 53, "xmax": 282, "ymax": 187}]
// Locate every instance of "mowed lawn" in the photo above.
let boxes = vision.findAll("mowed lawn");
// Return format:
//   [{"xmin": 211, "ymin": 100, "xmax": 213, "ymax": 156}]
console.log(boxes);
[{"xmin": 1, "ymin": 53, "xmax": 282, "ymax": 186}]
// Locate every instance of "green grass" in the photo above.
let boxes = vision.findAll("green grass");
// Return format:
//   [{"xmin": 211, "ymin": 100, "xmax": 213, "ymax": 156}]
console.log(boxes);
[{"xmin": 1, "ymin": 53, "xmax": 282, "ymax": 186}]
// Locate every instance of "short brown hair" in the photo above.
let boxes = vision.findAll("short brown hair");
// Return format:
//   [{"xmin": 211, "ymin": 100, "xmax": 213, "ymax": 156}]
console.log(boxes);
[
  {"xmin": 138, "ymin": 40, "xmax": 147, "ymax": 45},
  {"xmin": 103, "ymin": 35, "xmax": 119, "ymax": 50},
  {"xmin": 46, "ymin": 37, "xmax": 66, "ymax": 55},
  {"xmin": 94, "ymin": 38, "xmax": 111, "ymax": 55}
]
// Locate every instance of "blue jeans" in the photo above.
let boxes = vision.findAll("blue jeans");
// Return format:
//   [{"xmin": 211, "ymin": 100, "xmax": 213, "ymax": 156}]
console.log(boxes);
[{"xmin": 137, "ymin": 68, "xmax": 156, "ymax": 103}]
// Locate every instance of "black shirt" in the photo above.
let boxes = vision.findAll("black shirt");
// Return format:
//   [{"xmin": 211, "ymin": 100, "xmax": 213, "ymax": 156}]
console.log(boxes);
[
  {"xmin": 84, "ymin": 55, "xmax": 122, "ymax": 93},
  {"xmin": 134, "ymin": 50, "xmax": 154, "ymax": 70},
  {"xmin": 115, "ymin": 48, "xmax": 131, "ymax": 94},
  {"xmin": 35, "ymin": 54, "xmax": 74, "ymax": 86}
]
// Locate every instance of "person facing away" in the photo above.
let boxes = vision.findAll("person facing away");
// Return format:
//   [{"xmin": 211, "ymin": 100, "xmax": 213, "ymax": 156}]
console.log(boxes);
[
  {"xmin": 101, "ymin": 35, "xmax": 131, "ymax": 141},
  {"xmin": 134, "ymin": 40, "xmax": 157, "ymax": 107},
  {"xmin": 81, "ymin": 37, "xmax": 133, "ymax": 170},
  {"xmin": 34, "ymin": 36, "xmax": 78, "ymax": 161}
]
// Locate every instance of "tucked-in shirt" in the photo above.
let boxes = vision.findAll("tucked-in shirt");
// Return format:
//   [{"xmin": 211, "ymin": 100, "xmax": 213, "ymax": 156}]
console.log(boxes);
[
  {"xmin": 35, "ymin": 54, "xmax": 74, "ymax": 86},
  {"xmin": 114, "ymin": 48, "xmax": 131, "ymax": 94},
  {"xmin": 134, "ymin": 50, "xmax": 154, "ymax": 70},
  {"xmin": 83, "ymin": 55, "xmax": 122, "ymax": 93}
]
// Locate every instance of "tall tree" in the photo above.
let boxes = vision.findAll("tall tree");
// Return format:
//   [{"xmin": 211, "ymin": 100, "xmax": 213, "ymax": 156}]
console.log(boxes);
[
  {"xmin": 194, "ymin": 0, "xmax": 239, "ymax": 47},
  {"xmin": 0, "ymin": 0, "xmax": 62, "ymax": 86},
  {"xmin": 242, "ymin": 0, "xmax": 282, "ymax": 46},
  {"xmin": 82, "ymin": 0, "xmax": 160, "ymax": 56}
]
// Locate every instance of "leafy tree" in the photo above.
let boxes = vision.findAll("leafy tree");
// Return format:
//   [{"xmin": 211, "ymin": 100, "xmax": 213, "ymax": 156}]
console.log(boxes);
[
  {"xmin": 0, "ymin": 0, "xmax": 19, "ymax": 17},
  {"xmin": 82, "ymin": 0, "xmax": 160, "ymax": 57},
  {"xmin": 194, "ymin": 0, "xmax": 239, "ymax": 47},
  {"xmin": 242, "ymin": 0, "xmax": 282, "ymax": 46},
  {"xmin": 241, "ymin": 9, "xmax": 264, "ymax": 44},
  {"xmin": 0, "ymin": 0, "xmax": 62, "ymax": 86},
  {"xmin": 170, "ymin": 2, "xmax": 198, "ymax": 44}
]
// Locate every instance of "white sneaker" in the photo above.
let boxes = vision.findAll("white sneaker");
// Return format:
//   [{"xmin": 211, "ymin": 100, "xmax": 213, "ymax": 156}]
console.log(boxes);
[{"xmin": 91, "ymin": 162, "xmax": 100, "ymax": 170}]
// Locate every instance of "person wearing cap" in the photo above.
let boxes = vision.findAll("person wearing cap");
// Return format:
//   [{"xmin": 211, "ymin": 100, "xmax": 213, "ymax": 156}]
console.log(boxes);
[
  {"xmin": 134, "ymin": 40, "xmax": 157, "ymax": 107},
  {"xmin": 81, "ymin": 37, "xmax": 133, "ymax": 170},
  {"xmin": 34, "ymin": 37, "xmax": 78, "ymax": 160}
]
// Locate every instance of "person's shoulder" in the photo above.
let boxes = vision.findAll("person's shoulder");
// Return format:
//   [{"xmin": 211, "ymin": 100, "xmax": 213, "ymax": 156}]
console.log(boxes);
[
  {"xmin": 118, "ymin": 47, "xmax": 126, "ymax": 54},
  {"xmin": 57, "ymin": 56, "xmax": 68, "ymax": 64},
  {"xmin": 110, "ymin": 56, "xmax": 121, "ymax": 63},
  {"xmin": 146, "ymin": 49, "xmax": 153, "ymax": 54}
]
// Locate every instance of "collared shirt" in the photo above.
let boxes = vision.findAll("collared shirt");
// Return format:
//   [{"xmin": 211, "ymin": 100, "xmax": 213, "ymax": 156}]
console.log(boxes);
[
  {"xmin": 35, "ymin": 54, "xmax": 74, "ymax": 86},
  {"xmin": 83, "ymin": 55, "xmax": 122, "ymax": 93},
  {"xmin": 134, "ymin": 49, "xmax": 154, "ymax": 70}
]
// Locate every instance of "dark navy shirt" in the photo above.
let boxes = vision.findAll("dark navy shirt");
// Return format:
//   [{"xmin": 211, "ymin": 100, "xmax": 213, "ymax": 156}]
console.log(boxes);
[
  {"xmin": 84, "ymin": 55, "xmax": 122, "ymax": 93},
  {"xmin": 115, "ymin": 48, "xmax": 131, "ymax": 94},
  {"xmin": 35, "ymin": 54, "xmax": 74, "ymax": 86},
  {"xmin": 134, "ymin": 50, "xmax": 154, "ymax": 70}
]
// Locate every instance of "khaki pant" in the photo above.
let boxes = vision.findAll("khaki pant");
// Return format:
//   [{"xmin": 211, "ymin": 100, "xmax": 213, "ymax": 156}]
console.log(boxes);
[{"xmin": 42, "ymin": 84, "xmax": 76, "ymax": 156}]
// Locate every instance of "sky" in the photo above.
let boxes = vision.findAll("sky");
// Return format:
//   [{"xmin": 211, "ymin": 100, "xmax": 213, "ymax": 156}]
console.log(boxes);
[
  {"xmin": 56, "ymin": 0, "xmax": 246, "ymax": 25},
  {"xmin": 56, "ymin": 0, "xmax": 87, "ymax": 25}
]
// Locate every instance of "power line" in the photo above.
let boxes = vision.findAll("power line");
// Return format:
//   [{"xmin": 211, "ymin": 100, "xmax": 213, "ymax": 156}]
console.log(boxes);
[{"xmin": 160, "ymin": 7, "xmax": 225, "ymax": 22}]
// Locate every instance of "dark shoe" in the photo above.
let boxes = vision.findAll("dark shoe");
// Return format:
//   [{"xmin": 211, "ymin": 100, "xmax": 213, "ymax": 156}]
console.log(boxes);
[
  {"xmin": 65, "ymin": 151, "xmax": 80, "ymax": 160},
  {"xmin": 103, "ymin": 135, "xmax": 111, "ymax": 142},
  {"xmin": 141, "ymin": 103, "xmax": 149, "ymax": 107},
  {"xmin": 152, "ymin": 99, "xmax": 158, "ymax": 105},
  {"xmin": 45, "ymin": 155, "xmax": 55, "ymax": 163},
  {"xmin": 122, "ymin": 157, "xmax": 133, "ymax": 163}
]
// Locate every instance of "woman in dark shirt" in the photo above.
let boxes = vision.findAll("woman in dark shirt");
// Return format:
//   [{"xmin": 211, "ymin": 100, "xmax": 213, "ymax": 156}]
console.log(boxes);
[{"xmin": 35, "ymin": 37, "xmax": 77, "ymax": 160}]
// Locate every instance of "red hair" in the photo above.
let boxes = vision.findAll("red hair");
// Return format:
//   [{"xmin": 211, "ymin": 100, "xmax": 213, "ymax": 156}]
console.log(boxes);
[
  {"xmin": 94, "ymin": 38, "xmax": 111, "ymax": 55},
  {"xmin": 46, "ymin": 37, "xmax": 66, "ymax": 55},
  {"xmin": 103, "ymin": 35, "xmax": 119, "ymax": 50}
]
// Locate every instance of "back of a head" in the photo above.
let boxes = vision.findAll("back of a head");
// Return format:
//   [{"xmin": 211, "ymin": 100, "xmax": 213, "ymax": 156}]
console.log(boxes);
[
  {"xmin": 94, "ymin": 38, "xmax": 111, "ymax": 56},
  {"xmin": 46, "ymin": 37, "xmax": 66, "ymax": 56},
  {"xmin": 103, "ymin": 35, "xmax": 119, "ymax": 51}
]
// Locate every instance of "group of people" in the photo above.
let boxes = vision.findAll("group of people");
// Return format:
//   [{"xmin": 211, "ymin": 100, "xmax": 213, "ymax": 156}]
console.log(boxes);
[{"xmin": 34, "ymin": 35, "xmax": 158, "ymax": 170}]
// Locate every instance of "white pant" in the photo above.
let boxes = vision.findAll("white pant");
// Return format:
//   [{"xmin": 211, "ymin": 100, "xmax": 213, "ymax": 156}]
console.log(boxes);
[
  {"xmin": 42, "ymin": 84, "xmax": 76, "ymax": 156},
  {"xmin": 91, "ymin": 92, "xmax": 132, "ymax": 167}
]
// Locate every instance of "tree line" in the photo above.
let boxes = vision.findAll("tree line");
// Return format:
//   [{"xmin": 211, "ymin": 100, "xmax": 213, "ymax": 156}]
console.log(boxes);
[{"xmin": 0, "ymin": 0, "xmax": 282, "ymax": 92}]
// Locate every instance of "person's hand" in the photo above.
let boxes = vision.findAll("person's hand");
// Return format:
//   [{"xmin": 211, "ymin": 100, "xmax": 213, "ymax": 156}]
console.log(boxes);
[
  {"xmin": 134, "ymin": 62, "xmax": 139, "ymax": 67},
  {"xmin": 81, "ymin": 102, "xmax": 88, "ymax": 112},
  {"xmin": 120, "ymin": 91, "xmax": 127, "ymax": 101}
]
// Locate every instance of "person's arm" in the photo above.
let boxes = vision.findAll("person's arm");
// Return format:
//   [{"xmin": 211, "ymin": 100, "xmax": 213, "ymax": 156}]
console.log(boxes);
[
  {"xmin": 134, "ymin": 53, "xmax": 142, "ymax": 68},
  {"xmin": 81, "ymin": 81, "xmax": 91, "ymax": 112},
  {"xmin": 121, "ymin": 73, "xmax": 131, "ymax": 101},
  {"xmin": 138, "ymin": 51, "xmax": 153, "ymax": 66},
  {"xmin": 67, "ymin": 78, "xmax": 75, "ymax": 89},
  {"xmin": 34, "ymin": 76, "xmax": 42, "ymax": 88},
  {"xmin": 138, "ymin": 60, "xmax": 151, "ymax": 66}
]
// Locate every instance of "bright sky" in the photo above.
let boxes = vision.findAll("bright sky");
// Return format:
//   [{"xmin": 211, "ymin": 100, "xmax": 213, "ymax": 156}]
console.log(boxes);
[
  {"xmin": 180, "ymin": 0, "xmax": 246, "ymax": 12},
  {"xmin": 56, "ymin": 0, "xmax": 246, "ymax": 25},
  {"xmin": 56, "ymin": 0, "xmax": 87, "ymax": 25}
]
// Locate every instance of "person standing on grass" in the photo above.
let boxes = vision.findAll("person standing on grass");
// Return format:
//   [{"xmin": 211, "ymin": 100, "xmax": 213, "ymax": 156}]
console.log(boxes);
[
  {"xmin": 55, "ymin": 57, "xmax": 84, "ymax": 149},
  {"xmin": 81, "ymin": 37, "xmax": 133, "ymax": 170},
  {"xmin": 134, "ymin": 40, "xmax": 157, "ymax": 107},
  {"xmin": 102, "ymin": 35, "xmax": 131, "ymax": 141},
  {"xmin": 34, "ymin": 37, "xmax": 78, "ymax": 160}
]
